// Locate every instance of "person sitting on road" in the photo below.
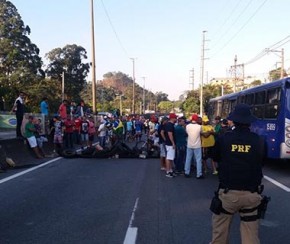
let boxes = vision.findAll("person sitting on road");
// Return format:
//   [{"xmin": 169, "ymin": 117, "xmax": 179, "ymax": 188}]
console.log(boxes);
[{"xmin": 24, "ymin": 115, "xmax": 43, "ymax": 159}]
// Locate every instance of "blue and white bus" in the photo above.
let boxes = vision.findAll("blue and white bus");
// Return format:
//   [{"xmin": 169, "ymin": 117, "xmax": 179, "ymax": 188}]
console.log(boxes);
[{"xmin": 208, "ymin": 77, "xmax": 290, "ymax": 159}]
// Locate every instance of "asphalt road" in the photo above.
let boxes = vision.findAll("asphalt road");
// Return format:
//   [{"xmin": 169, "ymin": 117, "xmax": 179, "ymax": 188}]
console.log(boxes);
[{"xmin": 0, "ymin": 157, "xmax": 289, "ymax": 244}]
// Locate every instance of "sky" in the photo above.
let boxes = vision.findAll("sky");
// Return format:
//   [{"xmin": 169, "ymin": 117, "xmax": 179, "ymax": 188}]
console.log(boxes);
[{"xmin": 10, "ymin": 0, "xmax": 290, "ymax": 100}]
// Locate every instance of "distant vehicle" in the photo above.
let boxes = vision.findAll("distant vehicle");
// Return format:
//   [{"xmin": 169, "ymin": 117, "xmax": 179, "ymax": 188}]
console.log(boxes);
[
  {"xmin": 97, "ymin": 111, "xmax": 113, "ymax": 118},
  {"xmin": 208, "ymin": 77, "xmax": 290, "ymax": 159}
]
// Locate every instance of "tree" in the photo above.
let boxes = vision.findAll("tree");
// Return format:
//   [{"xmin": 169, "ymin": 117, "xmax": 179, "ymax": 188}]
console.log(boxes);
[
  {"xmin": 0, "ymin": 0, "xmax": 43, "ymax": 109},
  {"xmin": 45, "ymin": 44, "xmax": 90, "ymax": 102},
  {"xmin": 155, "ymin": 92, "xmax": 169, "ymax": 104},
  {"xmin": 250, "ymin": 79, "xmax": 262, "ymax": 87},
  {"xmin": 157, "ymin": 101, "xmax": 174, "ymax": 113},
  {"xmin": 269, "ymin": 68, "xmax": 287, "ymax": 82}
]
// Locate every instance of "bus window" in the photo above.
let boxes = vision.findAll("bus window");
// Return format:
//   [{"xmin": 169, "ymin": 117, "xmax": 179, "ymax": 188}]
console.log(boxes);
[
  {"xmin": 264, "ymin": 88, "xmax": 280, "ymax": 119},
  {"xmin": 264, "ymin": 104, "xmax": 279, "ymax": 119},
  {"xmin": 255, "ymin": 91, "xmax": 265, "ymax": 104},
  {"xmin": 238, "ymin": 95, "xmax": 245, "ymax": 104},
  {"xmin": 245, "ymin": 93, "xmax": 254, "ymax": 105},
  {"xmin": 266, "ymin": 88, "xmax": 281, "ymax": 103},
  {"xmin": 253, "ymin": 105, "xmax": 264, "ymax": 119}
]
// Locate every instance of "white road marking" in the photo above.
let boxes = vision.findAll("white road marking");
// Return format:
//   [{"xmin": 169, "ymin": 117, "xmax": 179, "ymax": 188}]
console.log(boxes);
[
  {"xmin": 0, "ymin": 143, "xmax": 98, "ymax": 185},
  {"xmin": 123, "ymin": 198, "xmax": 139, "ymax": 244},
  {"xmin": 0, "ymin": 157, "xmax": 61, "ymax": 184},
  {"xmin": 264, "ymin": 175, "xmax": 290, "ymax": 192}
]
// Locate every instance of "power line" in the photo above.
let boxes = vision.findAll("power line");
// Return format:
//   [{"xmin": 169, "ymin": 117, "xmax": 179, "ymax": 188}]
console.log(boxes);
[
  {"xmin": 210, "ymin": 0, "xmax": 242, "ymax": 41},
  {"xmin": 211, "ymin": 0, "xmax": 268, "ymax": 58},
  {"xmin": 211, "ymin": 0, "xmax": 251, "ymax": 50},
  {"xmin": 245, "ymin": 35, "xmax": 290, "ymax": 65},
  {"xmin": 99, "ymin": 0, "xmax": 129, "ymax": 57}
]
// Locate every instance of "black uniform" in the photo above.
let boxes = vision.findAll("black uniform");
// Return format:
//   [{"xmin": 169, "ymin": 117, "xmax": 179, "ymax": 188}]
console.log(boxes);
[
  {"xmin": 211, "ymin": 125, "xmax": 266, "ymax": 244},
  {"xmin": 212, "ymin": 126, "xmax": 265, "ymax": 191}
]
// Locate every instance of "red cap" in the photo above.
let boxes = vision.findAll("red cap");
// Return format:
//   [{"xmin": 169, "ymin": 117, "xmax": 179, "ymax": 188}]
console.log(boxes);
[
  {"xmin": 191, "ymin": 114, "xmax": 198, "ymax": 121},
  {"xmin": 169, "ymin": 113, "xmax": 177, "ymax": 119}
]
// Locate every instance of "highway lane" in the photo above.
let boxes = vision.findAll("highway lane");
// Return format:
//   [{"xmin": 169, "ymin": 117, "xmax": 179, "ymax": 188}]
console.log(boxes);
[{"xmin": 0, "ymin": 157, "xmax": 289, "ymax": 243}]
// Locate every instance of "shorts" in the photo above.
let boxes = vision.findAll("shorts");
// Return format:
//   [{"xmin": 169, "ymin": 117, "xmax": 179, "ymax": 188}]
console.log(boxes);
[
  {"xmin": 81, "ymin": 133, "xmax": 89, "ymax": 141},
  {"xmin": 202, "ymin": 146, "xmax": 214, "ymax": 160},
  {"xmin": 160, "ymin": 143, "xmax": 166, "ymax": 157},
  {"xmin": 27, "ymin": 136, "xmax": 37, "ymax": 148},
  {"xmin": 54, "ymin": 135, "xmax": 63, "ymax": 144},
  {"xmin": 165, "ymin": 145, "xmax": 175, "ymax": 160}
]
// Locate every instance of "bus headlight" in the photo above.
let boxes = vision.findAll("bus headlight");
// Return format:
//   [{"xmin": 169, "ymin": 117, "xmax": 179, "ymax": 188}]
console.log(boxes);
[
  {"xmin": 286, "ymin": 126, "xmax": 290, "ymax": 132},
  {"xmin": 286, "ymin": 139, "xmax": 290, "ymax": 147},
  {"xmin": 286, "ymin": 133, "xmax": 290, "ymax": 138}
]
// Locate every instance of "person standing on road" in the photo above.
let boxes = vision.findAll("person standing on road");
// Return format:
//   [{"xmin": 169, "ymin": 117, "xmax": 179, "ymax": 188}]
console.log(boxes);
[
  {"xmin": 174, "ymin": 116, "xmax": 187, "ymax": 174},
  {"xmin": 210, "ymin": 104, "xmax": 266, "ymax": 244},
  {"xmin": 40, "ymin": 97, "xmax": 49, "ymax": 117},
  {"xmin": 11, "ymin": 91, "xmax": 25, "ymax": 139},
  {"xmin": 58, "ymin": 99, "xmax": 68, "ymax": 121},
  {"xmin": 164, "ymin": 113, "xmax": 177, "ymax": 178},
  {"xmin": 184, "ymin": 114, "xmax": 203, "ymax": 179},
  {"xmin": 158, "ymin": 116, "xmax": 168, "ymax": 171}
]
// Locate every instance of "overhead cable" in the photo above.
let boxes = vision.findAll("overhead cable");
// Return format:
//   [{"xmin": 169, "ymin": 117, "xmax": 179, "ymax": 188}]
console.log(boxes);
[
  {"xmin": 100, "ymin": 0, "xmax": 129, "ymax": 58},
  {"xmin": 210, "ymin": 0, "xmax": 268, "ymax": 59}
]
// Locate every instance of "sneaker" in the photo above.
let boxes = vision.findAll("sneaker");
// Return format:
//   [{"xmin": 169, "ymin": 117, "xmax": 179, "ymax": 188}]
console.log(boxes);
[
  {"xmin": 165, "ymin": 172, "xmax": 174, "ymax": 178},
  {"xmin": 212, "ymin": 171, "xmax": 218, "ymax": 175},
  {"xmin": 175, "ymin": 170, "xmax": 183, "ymax": 175},
  {"xmin": 160, "ymin": 167, "xmax": 166, "ymax": 171},
  {"xmin": 184, "ymin": 174, "xmax": 191, "ymax": 178},
  {"xmin": 196, "ymin": 175, "xmax": 205, "ymax": 179}
]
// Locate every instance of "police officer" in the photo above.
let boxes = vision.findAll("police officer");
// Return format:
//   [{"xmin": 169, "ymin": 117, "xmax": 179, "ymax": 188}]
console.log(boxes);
[{"xmin": 210, "ymin": 104, "xmax": 266, "ymax": 244}]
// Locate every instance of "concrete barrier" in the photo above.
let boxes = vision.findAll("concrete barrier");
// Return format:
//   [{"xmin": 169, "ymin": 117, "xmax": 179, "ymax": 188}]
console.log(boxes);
[{"xmin": 0, "ymin": 138, "xmax": 55, "ymax": 168}]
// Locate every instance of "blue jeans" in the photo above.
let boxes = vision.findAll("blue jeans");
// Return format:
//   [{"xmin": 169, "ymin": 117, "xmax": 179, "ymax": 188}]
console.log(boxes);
[
  {"xmin": 184, "ymin": 147, "xmax": 202, "ymax": 177},
  {"xmin": 174, "ymin": 145, "xmax": 186, "ymax": 172}
]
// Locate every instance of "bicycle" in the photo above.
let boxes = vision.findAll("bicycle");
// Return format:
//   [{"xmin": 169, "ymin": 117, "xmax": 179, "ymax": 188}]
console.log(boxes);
[
  {"xmin": 125, "ymin": 131, "xmax": 135, "ymax": 143},
  {"xmin": 133, "ymin": 137, "xmax": 160, "ymax": 158}
]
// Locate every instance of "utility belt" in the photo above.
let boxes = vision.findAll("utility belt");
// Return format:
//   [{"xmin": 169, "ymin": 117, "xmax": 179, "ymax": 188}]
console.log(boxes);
[
  {"xmin": 218, "ymin": 183, "xmax": 264, "ymax": 194},
  {"xmin": 210, "ymin": 185, "xmax": 271, "ymax": 221}
]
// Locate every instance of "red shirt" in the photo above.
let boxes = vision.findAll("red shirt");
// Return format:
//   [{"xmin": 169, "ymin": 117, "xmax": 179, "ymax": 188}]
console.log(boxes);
[
  {"xmin": 64, "ymin": 119, "xmax": 75, "ymax": 133},
  {"xmin": 74, "ymin": 118, "xmax": 81, "ymax": 132},
  {"xmin": 59, "ymin": 103, "xmax": 67, "ymax": 119}
]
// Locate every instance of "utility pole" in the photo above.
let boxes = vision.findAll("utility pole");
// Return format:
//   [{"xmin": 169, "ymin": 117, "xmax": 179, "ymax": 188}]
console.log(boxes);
[
  {"xmin": 90, "ymin": 0, "xmax": 96, "ymax": 113},
  {"xmin": 234, "ymin": 55, "xmax": 237, "ymax": 93},
  {"xmin": 265, "ymin": 48, "xmax": 285, "ymax": 80},
  {"xmin": 281, "ymin": 48, "xmax": 284, "ymax": 78},
  {"xmin": 141, "ymin": 76, "xmax": 146, "ymax": 114},
  {"xmin": 230, "ymin": 56, "xmax": 244, "ymax": 92},
  {"xmin": 189, "ymin": 68, "xmax": 194, "ymax": 90},
  {"xmin": 61, "ymin": 71, "xmax": 65, "ymax": 101},
  {"xmin": 200, "ymin": 30, "xmax": 209, "ymax": 116},
  {"xmin": 130, "ymin": 58, "xmax": 136, "ymax": 114}
]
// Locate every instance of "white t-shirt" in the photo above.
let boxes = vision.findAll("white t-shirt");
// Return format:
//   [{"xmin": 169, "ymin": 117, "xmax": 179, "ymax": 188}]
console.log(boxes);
[
  {"xmin": 98, "ymin": 123, "xmax": 107, "ymax": 137},
  {"xmin": 186, "ymin": 122, "xmax": 202, "ymax": 148}
]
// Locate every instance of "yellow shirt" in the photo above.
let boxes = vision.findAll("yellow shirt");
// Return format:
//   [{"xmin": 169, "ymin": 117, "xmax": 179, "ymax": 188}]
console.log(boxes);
[{"xmin": 201, "ymin": 124, "xmax": 215, "ymax": 147}]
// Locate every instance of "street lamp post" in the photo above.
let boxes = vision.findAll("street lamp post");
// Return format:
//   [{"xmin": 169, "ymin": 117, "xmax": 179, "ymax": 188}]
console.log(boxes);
[
  {"xmin": 91, "ymin": 0, "xmax": 96, "ymax": 113},
  {"xmin": 130, "ymin": 58, "xmax": 136, "ymax": 114},
  {"xmin": 141, "ymin": 76, "xmax": 146, "ymax": 114},
  {"xmin": 61, "ymin": 71, "xmax": 65, "ymax": 101}
]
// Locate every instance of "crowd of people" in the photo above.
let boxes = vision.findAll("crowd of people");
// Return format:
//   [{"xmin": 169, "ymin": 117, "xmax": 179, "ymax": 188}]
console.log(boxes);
[
  {"xmin": 156, "ymin": 112, "xmax": 233, "ymax": 179},
  {"xmin": 11, "ymin": 92, "xmax": 267, "ymax": 243}
]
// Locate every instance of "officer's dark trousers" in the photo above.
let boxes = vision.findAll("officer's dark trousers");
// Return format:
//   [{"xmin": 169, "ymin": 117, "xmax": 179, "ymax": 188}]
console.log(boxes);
[
  {"xmin": 211, "ymin": 189, "xmax": 262, "ymax": 244},
  {"xmin": 16, "ymin": 113, "xmax": 23, "ymax": 137}
]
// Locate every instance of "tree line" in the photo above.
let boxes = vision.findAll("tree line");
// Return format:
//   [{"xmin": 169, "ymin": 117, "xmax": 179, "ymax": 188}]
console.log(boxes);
[{"xmin": 0, "ymin": 0, "xmax": 286, "ymax": 116}]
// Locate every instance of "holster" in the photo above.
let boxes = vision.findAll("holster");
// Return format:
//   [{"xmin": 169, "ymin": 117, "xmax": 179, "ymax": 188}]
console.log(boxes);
[
  {"xmin": 258, "ymin": 195, "xmax": 271, "ymax": 219},
  {"xmin": 210, "ymin": 191, "xmax": 222, "ymax": 215}
]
